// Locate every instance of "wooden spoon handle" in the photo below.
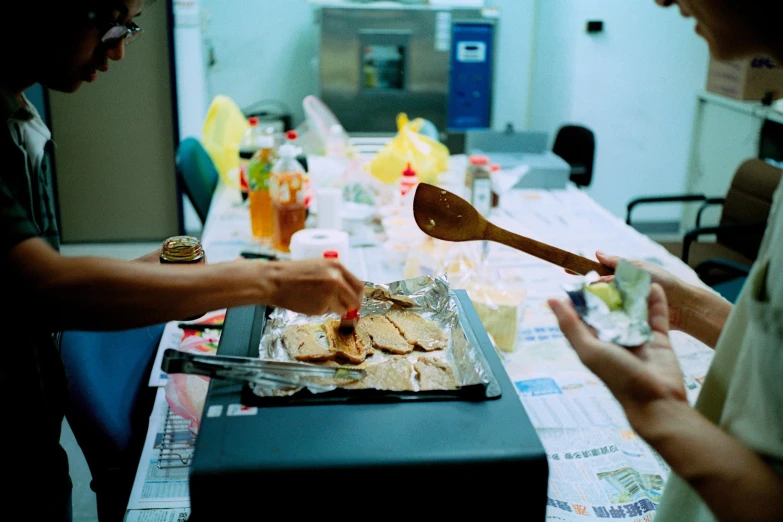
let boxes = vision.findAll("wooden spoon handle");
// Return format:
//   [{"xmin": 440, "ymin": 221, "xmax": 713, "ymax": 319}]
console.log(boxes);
[{"xmin": 487, "ymin": 223, "xmax": 613, "ymax": 276}]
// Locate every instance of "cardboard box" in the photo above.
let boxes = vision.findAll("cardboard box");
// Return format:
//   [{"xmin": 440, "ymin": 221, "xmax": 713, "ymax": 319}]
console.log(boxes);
[{"xmin": 706, "ymin": 55, "xmax": 783, "ymax": 101}]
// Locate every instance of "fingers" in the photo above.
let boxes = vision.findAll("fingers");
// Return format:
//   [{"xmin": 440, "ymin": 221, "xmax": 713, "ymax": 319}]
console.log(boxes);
[
  {"xmin": 647, "ymin": 283, "xmax": 670, "ymax": 336},
  {"xmin": 548, "ymin": 297, "xmax": 643, "ymax": 387},
  {"xmin": 337, "ymin": 262, "xmax": 366, "ymax": 296},
  {"xmin": 323, "ymin": 260, "xmax": 364, "ymax": 313},
  {"xmin": 548, "ymin": 298, "xmax": 605, "ymax": 364},
  {"xmin": 595, "ymin": 250, "xmax": 621, "ymax": 268}
]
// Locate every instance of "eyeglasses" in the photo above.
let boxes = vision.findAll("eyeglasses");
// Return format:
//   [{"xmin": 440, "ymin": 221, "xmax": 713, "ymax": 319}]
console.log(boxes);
[
  {"xmin": 102, "ymin": 20, "xmax": 142, "ymax": 45},
  {"xmin": 87, "ymin": 11, "xmax": 143, "ymax": 46}
]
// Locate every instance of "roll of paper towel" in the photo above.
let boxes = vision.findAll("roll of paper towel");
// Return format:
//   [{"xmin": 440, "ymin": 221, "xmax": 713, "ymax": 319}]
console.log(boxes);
[{"xmin": 289, "ymin": 228, "xmax": 350, "ymax": 261}]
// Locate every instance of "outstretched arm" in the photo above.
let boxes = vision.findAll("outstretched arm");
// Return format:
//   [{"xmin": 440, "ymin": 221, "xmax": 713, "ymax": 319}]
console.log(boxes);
[
  {"xmin": 9, "ymin": 237, "xmax": 364, "ymax": 331},
  {"xmin": 549, "ymin": 286, "xmax": 783, "ymax": 522}
]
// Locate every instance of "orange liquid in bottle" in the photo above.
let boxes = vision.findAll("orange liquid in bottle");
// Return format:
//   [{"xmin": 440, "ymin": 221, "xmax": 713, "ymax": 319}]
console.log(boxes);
[
  {"xmin": 271, "ymin": 171, "xmax": 306, "ymax": 252},
  {"xmin": 249, "ymin": 189, "xmax": 274, "ymax": 238},
  {"xmin": 272, "ymin": 201, "xmax": 306, "ymax": 252}
]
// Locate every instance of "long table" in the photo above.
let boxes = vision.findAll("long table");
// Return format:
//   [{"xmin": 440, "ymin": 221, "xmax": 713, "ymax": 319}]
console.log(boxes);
[{"xmin": 124, "ymin": 156, "xmax": 715, "ymax": 521}]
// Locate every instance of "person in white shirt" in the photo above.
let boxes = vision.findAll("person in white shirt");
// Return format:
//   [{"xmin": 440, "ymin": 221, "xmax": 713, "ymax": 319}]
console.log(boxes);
[{"xmin": 549, "ymin": 1, "xmax": 783, "ymax": 520}]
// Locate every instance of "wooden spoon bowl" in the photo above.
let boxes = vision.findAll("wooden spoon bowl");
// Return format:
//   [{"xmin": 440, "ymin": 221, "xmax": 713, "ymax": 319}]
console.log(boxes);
[{"xmin": 412, "ymin": 183, "xmax": 612, "ymax": 276}]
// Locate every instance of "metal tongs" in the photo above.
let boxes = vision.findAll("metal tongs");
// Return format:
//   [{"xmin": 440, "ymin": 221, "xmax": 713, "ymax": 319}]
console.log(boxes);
[{"xmin": 161, "ymin": 349, "xmax": 365, "ymax": 392}]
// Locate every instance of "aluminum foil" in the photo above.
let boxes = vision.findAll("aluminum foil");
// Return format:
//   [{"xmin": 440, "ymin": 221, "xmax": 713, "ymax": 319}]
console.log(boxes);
[
  {"xmin": 256, "ymin": 274, "xmax": 491, "ymax": 396},
  {"xmin": 565, "ymin": 260, "xmax": 654, "ymax": 348}
]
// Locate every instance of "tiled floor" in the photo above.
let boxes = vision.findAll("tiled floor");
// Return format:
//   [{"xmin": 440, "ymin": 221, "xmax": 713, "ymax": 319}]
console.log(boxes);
[{"xmin": 59, "ymin": 241, "xmax": 163, "ymax": 522}]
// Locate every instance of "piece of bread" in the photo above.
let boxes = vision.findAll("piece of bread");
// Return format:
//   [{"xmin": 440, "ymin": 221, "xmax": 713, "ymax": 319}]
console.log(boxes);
[
  {"xmin": 281, "ymin": 324, "xmax": 332, "ymax": 362},
  {"xmin": 326, "ymin": 319, "xmax": 370, "ymax": 364},
  {"xmin": 342, "ymin": 357, "xmax": 415, "ymax": 391},
  {"xmin": 354, "ymin": 321, "xmax": 375, "ymax": 356},
  {"xmin": 358, "ymin": 314, "xmax": 413, "ymax": 354},
  {"xmin": 385, "ymin": 308, "xmax": 447, "ymax": 351},
  {"xmin": 415, "ymin": 355, "xmax": 458, "ymax": 391}
]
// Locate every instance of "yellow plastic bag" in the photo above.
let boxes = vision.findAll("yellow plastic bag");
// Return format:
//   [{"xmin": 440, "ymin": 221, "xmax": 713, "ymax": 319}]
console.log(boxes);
[
  {"xmin": 368, "ymin": 113, "xmax": 449, "ymax": 185},
  {"xmin": 201, "ymin": 95, "xmax": 249, "ymax": 188}
]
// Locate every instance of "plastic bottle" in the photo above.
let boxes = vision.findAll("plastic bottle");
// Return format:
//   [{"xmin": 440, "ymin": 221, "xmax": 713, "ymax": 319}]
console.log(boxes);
[
  {"xmin": 270, "ymin": 131, "xmax": 307, "ymax": 252},
  {"xmin": 397, "ymin": 162, "xmax": 419, "ymax": 212},
  {"xmin": 247, "ymin": 129, "xmax": 277, "ymax": 238},
  {"xmin": 238, "ymin": 117, "xmax": 265, "ymax": 201},
  {"xmin": 466, "ymin": 155, "xmax": 492, "ymax": 217}
]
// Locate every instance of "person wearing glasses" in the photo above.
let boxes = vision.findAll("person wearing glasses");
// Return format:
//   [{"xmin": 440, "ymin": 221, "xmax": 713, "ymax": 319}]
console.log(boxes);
[
  {"xmin": 0, "ymin": 2, "xmax": 363, "ymax": 521},
  {"xmin": 549, "ymin": 1, "xmax": 783, "ymax": 521}
]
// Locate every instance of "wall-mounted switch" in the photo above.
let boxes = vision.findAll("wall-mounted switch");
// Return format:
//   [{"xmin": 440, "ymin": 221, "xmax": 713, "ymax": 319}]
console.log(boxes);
[{"xmin": 586, "ymin": 20, "xmax": 604, "ymax": 34}]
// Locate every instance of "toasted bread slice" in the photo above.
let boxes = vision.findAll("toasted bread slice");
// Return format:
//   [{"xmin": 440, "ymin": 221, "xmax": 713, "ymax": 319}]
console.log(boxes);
[
  {"xmin": 354, "ymin": 321, "xmax": 375, "ymax": 356},
  {"xmin": 358, "ymin": 314, "xmax": 413, "ymax": 354},
  {"xmin": 281, "ymin": 324, "xmax": 332, "ymax": 362},
  {"xmin": 342, "ymin": 357, "xmax": 415, "ymax": 391},
  {"xmin": 385, "ymin": 308, "xmax": 447, "ymax": 351},
  {"xmin": 415, "ymin": 355, "xmax": 459, "ymax": 391},
  {"xmin": 326, "ymin": 319, "xmax": 370, "ymax": 364}
]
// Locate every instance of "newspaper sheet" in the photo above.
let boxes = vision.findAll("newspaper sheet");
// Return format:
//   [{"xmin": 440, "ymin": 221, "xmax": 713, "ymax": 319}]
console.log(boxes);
[
  {"xmin": 124, "ymin": 508, "xmax": 191, "ymax": 522},
  {"xmin": 126, "ymin": 388, "xmax": 193, "ymax": 512},
  {"xmin": 148, "ymin": 310, "xmax": 226, "ymax": 387}
]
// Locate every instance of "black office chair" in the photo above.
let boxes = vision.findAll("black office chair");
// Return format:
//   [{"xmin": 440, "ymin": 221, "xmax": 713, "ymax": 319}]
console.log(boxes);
[
  {"xmin": 61, "ymin": 324, "xmax": 165, "ymax": 522},
  {"xmin": 552, "ymin": 124, "xmax": 596, "ymax": 188},
  {"xmin": 176, "ymin": 137, "xmax": 220, "ymax": 228}
]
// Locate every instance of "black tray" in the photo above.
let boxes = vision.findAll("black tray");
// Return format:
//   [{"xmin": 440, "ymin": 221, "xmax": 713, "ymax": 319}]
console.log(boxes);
[{"xmin": 230, "ymin": 289, "xmax": 502, "ymax": 407}]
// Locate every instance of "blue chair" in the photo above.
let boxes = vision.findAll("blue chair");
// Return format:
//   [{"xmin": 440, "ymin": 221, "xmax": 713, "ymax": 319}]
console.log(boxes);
[
  {"xmin": 61, "ymin": 324, "xmax": 165, "ymax": 522},
  {"xmin": 176, "ymin": 137, "xmax": 220, "ymax": 227}
]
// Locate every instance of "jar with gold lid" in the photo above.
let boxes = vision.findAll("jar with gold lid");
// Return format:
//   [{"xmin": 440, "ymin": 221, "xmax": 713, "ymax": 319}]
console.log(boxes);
[{"xmin": 160, "ymin": 236, "xmax": 205, "ymax": 264}]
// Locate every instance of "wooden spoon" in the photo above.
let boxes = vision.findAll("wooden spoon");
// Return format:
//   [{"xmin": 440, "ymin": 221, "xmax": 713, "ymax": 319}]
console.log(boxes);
[{"xmin": 412, "ymin": 183, "xmax": 613, "ymax": 276}]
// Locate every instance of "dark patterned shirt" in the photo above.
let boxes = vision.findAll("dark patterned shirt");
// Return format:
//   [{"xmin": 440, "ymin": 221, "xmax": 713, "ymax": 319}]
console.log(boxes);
[{"xmin": 0, "ymin": 87, "xmax": 70, "ymax": 510}]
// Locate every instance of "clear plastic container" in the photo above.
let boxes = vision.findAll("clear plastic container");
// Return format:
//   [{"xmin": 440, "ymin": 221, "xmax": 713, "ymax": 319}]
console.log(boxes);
[
  {"xmin": 270, "ymin": 131, "xmax": 307, "ymax": 252},
  {"xmin": 247, "ymin": 131, "xmax": 277, "ymax": 238},
  {"xmin": 466, "ymin": 155, "xmax": 492, "ymax": 216},
  {"xmin": 238, "ymin": 117, "xmax": 270, "ymax": 201}
]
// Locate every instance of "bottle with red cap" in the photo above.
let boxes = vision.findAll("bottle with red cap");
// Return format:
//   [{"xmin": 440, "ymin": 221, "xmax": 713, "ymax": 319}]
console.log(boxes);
[
  {"xmin": 323, "ymin": 250, "xmax": 359, "ymax": 332},
  {"xmin": 270, "ymin": 130, "xmax": 307, "ymax": 252},
  {"xmin": 397, "ymin": 162, "xmax": 419, "ymax": 212},
  {"xmin": 238, "ymin": 116, "xmax": 267, "ymax": 202}
]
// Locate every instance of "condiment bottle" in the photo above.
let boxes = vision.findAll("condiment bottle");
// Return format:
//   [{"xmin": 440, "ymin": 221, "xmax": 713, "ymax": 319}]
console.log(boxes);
[
  {"xmin": 160, "ymin": 235, "xmax": 206, "ymax": 320},
  {"xmin": 467, "ymin": 154, "xmax": 492, "ymax": 217},
  {"xmin": 247, "ymin": 128, "xmax": 277, "ymax": 239},
  {"xmin": 160, "ymin": 235, "xmax": 205, "ymax": 264},
  {"xmin": 397, "ymin": 162, "xmax": 419, "ymax": 212},
  {"xmin": 270, "ymin": 131, "xmax": 307, "ymax": 253},
  {"xmin": 324, "ymin": 250, "xmax": 359, "ymax": 332}
]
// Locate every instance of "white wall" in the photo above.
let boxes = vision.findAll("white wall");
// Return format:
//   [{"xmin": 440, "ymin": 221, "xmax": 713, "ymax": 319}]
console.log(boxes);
[
  {"xmin": 181, "ymin": 0, "xmax": 712, "ymax": 222},
  {"xmin": 200, "ymin": 0, "xmax": 320, "ymax": 126},
  {"xmin": 530, "ymin": 0, "xmax": 710, "ymax": 220},
  {"xmin": 174, "ymin": 0, "xmax": 209, "ymax": 142},
  {"xmin": 488, "ymin": 0, "xmax": 536, "ymax": 132}
]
